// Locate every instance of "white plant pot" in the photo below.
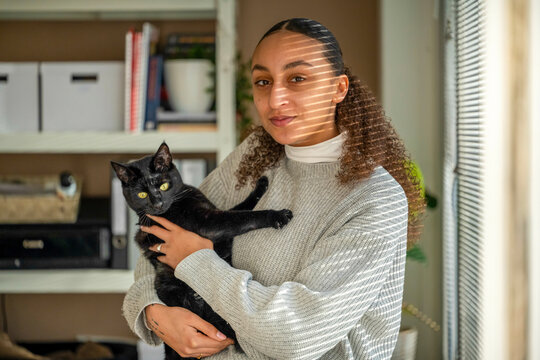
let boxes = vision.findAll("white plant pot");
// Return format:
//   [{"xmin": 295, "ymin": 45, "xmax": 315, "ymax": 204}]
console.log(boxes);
[
  {"xmin": 164, "ymin": 59, "xmax": 214, "ymax": 114},
  {"xmin": 391, "ymin": 327, "xmax": 418, "ymax": 360}
]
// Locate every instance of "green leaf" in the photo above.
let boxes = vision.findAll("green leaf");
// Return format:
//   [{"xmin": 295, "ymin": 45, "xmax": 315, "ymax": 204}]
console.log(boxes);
[{"xmin": 406, "ymin": 244, "xmax": 427, "ymax": 264}]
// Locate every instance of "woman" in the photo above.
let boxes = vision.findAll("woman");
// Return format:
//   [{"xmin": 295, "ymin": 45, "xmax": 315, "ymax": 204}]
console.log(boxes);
[{"xmin": 123, "ymin": 18, "xmax": 424, "ymax": 359}]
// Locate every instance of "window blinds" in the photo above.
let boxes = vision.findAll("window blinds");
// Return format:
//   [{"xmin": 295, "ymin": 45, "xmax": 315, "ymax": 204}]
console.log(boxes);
[{"xmin": 443, "ymin": 0, "xmax": 485, "ymax": 359}]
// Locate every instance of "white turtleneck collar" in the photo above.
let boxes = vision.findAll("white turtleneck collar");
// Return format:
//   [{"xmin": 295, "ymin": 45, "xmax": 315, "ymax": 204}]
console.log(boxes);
[{"xmin": 284, "ymin": 132, "xmax": 345, "ymax": 163}]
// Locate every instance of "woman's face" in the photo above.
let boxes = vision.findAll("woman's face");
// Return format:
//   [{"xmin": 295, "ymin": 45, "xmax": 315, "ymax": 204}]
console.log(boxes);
[{"xmin": 251, "ymin": 30, "xmax": 348, "ymax": 146}]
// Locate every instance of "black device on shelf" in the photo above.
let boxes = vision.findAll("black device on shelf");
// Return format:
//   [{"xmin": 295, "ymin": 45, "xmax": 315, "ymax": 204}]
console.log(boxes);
[{"xmin": 0, "ymin": 197, "xmax": 128, "ymax": 270}]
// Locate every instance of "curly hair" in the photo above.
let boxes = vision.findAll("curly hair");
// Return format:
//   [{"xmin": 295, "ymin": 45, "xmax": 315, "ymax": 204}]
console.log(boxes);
[{"xmin": 234, "ymin": 18, "xmax": 425, "ymax": 247}]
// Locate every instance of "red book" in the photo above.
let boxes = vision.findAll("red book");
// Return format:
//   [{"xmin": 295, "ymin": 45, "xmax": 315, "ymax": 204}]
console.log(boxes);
[{"xmin": 131, "ymin": 32, "xmax": 142, "ymax": 132}]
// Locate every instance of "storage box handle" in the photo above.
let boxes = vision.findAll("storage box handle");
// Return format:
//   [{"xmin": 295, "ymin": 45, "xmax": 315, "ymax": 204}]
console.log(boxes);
[
  {"xmin": 0, "ymin": 74, "xmax": 8, "ymax": 83},
  {"xmin": 71, "ymin": 74, "xmax": 98, "ymax": 82}
]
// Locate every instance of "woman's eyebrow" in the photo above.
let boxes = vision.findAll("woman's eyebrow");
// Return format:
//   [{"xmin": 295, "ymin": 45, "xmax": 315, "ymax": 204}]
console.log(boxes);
[
  {"xmin": 251, "ymin": 64, "xmax": 268, "ymax": 73},
  {"xmin": 251, "ymin": 60, "xmax": 314, "ymax": 73},
  {"xmin": 283, "ymin": 60, "xmax": 313, "ymax": 70}
]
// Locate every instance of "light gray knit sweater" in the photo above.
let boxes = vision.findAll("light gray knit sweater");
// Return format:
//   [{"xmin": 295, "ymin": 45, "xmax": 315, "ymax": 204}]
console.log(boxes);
[{"xmin": 122, "ymin": 135, "xmax": 409, "ymax": 359}]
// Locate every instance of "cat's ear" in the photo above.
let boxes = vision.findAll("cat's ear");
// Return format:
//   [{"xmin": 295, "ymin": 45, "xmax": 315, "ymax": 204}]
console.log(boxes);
[
  {"xmin": 153, "ymin": 142, "xmax": 172, "ymax": 172},
  {"xmin": 111, "ymin": 161, "xmax": 136, "ymax": 184}
]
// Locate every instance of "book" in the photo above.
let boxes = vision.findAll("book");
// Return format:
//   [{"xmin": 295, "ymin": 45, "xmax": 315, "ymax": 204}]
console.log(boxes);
[
  {"xmin": 124, "ymin": 23, "xmax": 160, "ymax": 133},
  {"xmin": 156, "ymin": 122, "xmax": 217, "ymax": 132},
  {"xmin": 164, "ymin": 33, "xmax": 215, "ymax": 60},
  {"xmin": 131, "ymin": 31, "xmax": 142, "ymax": 132},
  {"xmin": 137, "ymin": 22, "xmax": 160, "ymax": 132},
  {"xmin": 174, "ymin": 159, "xmax": 207, "ymax": 188},
  {"xmin": 156, "ymin": 108, "xmax": 216, "ymax": 123},
  {"xmin": 143, "ymin": 55, "xmax": 163, "ymax": 130},
  {"xmin": 110, "ymin": 174, "xmax": 128, "ymax": 246},
  {"xmin": 124, "ymin": 28, "xmax": 134, "ymax": 132}
]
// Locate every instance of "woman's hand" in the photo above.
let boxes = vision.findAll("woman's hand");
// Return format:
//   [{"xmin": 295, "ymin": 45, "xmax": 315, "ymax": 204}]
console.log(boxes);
[
  {"xmin": 146, "ymin": 304, "xmax": 234, "ymax": 358},
  {"xmin": 142, "ymin": 214, "xmax": 213, "ymax": 269}
]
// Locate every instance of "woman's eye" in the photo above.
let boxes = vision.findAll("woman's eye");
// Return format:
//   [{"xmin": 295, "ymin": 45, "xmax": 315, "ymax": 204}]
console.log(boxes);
[
  {"xmin": 254, "ymin": 79, "xmax": 270, "ymax": 86},
  {"xmin": 290, "ymin": 76, "xmax": 306, "ymax": 83},
  {"xmin": 160, "ymin": 182, "xmax": 170, "ymax": 191},
  {"xmin": 137, "ymin": 192, "xmax": 148, "ymax": 199}
]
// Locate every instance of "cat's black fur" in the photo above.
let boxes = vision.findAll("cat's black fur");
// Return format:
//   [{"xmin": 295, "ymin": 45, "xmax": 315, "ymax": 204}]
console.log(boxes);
[{"xmin": 111, "ymin": 143, "xmax": 292, "ymax": 360}]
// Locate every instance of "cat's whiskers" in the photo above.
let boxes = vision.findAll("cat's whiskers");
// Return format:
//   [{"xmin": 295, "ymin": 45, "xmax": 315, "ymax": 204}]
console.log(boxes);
[
  {"xmin": 171, "ymin": 188, "xmax": 190, "ymax": 202},
  {"xmin": 136, "ymin": 211, "xmax": 153, "ymax": 227}
]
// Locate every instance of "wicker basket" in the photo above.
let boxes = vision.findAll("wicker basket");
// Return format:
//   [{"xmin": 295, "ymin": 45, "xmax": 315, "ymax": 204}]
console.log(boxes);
[{"xmin": 0, "ymin": 175, "xmax": 82, "ymax": 224}]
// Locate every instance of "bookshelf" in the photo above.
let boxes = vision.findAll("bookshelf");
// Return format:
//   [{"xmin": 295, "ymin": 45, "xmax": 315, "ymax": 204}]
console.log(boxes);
[
  {"xmin": 0, "ymin": 0, "xmax": 237, "ymax": 293},
  {"xmin": 0, "ymin": 131, "xmax": 218, "ymax": 154},
  {"xmin": 0, "ymin": 269, "xmax": 134, "ymax": 294},
  {"xmin": 0, "ymin": 0, "xmax": 218, "ymax": 20},
  {"xmin": 0, "ymin": 0, "xmax": 236, "ymax": 163}
]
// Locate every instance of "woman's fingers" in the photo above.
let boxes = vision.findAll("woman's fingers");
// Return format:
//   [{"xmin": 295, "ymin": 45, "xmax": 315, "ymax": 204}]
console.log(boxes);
[
  {"xmin": 192, "ymin": 330, "xmax": 234, "ymax": 347},
  {"xmin": 184, "ymin": 333, "xmax": 234, "ymax": 357},
  {"xmin": 191, "ymin": 318, "xmax": 228, "ymax": 342},
  {"xmin": 146, "ymin": 214, "xmax": 180, "ymax": 231},
  {"xmin": 148, "ymin": 242, "xmax": 165, "ymax": 253},
  {"xmin": 187, "ymin": 345, "xmax": 234, "ymax": 358},
  {"xmin": 141, "ymin": 225, "xmax": 170, "ymax": 241},
  {"xmin": 186, "ymin": 316, "xmax": 234, "ymax": 352},
  {"xmin": 146, "ymin": 306, "xmax": 233, "ymax": 358}
]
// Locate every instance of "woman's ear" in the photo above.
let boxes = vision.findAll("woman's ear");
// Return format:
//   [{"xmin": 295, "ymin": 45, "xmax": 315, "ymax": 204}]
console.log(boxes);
[{"xmin": 333, "ymin": 74, "xmax": 349, "ymax": 104}]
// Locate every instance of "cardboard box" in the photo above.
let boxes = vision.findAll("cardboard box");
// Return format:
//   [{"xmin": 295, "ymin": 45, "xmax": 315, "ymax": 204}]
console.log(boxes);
[
  {"xmin": 0, "ymin": 62, "xmax": 39, "ymax": 133},
  {"xmin": 0, "ymin": 175, "xmax": 82, "ymax": 224},
  {"xmin": 41, "ymin": 62, "xmax": 124, "ymax": 131}
]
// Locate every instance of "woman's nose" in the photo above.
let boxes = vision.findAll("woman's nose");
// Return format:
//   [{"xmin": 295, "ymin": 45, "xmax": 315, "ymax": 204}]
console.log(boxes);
[{"xmin": 269, "ymin": 84, "xmax": 289, "ymax": 109}]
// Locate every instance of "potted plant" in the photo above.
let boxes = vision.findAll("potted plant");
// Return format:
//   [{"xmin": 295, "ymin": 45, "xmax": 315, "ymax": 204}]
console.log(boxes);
[
  {"xmin": 163, "ymin": 35, "xmax": 216, "ymax": 114},
  {"xmin": 235, "ymin": 52, "xmax": 254, "ymax": 144}
]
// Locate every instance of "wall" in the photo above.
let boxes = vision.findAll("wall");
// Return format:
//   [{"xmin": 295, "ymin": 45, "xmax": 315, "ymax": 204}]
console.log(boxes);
[
  {"xmin": 1, "ymin": 0, "xmax": 381, "ymax": 343},
  {"xmin": 381, "ymin": 0, "xmax": 443, "ymax": 359},
  {"xmin": 529, "ymin": 0, "xmax": 540, "ymax": 357}
]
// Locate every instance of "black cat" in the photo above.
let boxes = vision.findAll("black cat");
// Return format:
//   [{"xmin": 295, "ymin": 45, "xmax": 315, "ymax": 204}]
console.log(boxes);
[{"xmin": 111, "ymin": 142, "xmax": 293, "ymax": 360}]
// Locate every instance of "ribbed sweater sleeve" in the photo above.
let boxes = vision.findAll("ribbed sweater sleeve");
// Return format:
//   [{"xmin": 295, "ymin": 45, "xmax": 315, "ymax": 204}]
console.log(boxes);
[
  {"xmin": 174, "ymin": 180, "xmax": 408, "ymax": 359},
  {"xmin": 122, "ymin": 251, "xmax": 165, "ymax": 345}
]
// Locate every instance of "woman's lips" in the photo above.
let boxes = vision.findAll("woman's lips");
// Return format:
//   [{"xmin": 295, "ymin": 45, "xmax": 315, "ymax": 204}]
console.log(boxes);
[{"xmin": 270, "ymin": 116, "xmax": 294, "ymax": 127}]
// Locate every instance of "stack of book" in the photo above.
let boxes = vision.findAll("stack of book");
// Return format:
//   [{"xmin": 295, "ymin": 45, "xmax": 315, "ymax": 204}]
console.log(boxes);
[
  {"xmin": 125, "ymin": 29, "xmax": 219, "ymax": 133},
  {"xmin": 124, "ymin": 22, "xmax": 162, "ymax": 132},
  {"xmin": 155, "ymin": 109, "xmax": 217, "ymax": 132}
]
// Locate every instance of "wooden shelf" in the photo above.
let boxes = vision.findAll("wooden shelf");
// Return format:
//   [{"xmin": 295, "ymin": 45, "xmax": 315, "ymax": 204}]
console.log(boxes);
[
  {"xmin": 0, "ymin": 269, "xmax": 135, "ymax": 294},
  {"xmin": 0, "ymin": 131, "xmax": 218, "ymax": 154},
  {"xmin": 0, "ymin": 0, "xmax": 216, "ymax": 20}
]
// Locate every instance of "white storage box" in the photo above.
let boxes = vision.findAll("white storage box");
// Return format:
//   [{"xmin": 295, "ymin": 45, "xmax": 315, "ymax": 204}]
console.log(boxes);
[
  {"xmin": 0, "ymin": 62, "xmax": 39, "ymax": 133},
  {"xmin": 41, "ymin": 62, "xmax": 124, "ymax": 131}
]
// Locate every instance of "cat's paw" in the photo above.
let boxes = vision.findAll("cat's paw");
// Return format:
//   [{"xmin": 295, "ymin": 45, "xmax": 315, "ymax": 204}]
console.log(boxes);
[
  {"xmin": 253, "ymin": 176, "xmax": 269, "ymax": 200},
  {"xmin": 255, "ymin": 176, "xmax": 269, "ymax": 192},
  {"xmin": 271, "ymin": 209, "xmax": 293, "ymax": 229},
  {"xmin": 257, "ymin": 176, "xmax": 269, "ymax": 187}
]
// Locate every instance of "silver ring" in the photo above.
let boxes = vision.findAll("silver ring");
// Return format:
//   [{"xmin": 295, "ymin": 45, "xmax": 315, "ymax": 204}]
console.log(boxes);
[{"xmin": 157, "ymin": 244, "xmax": 162, "ymax": 252}]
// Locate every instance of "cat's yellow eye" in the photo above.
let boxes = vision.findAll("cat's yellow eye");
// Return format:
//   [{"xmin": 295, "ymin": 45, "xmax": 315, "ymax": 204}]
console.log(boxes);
[
  {"xmin": 137, "ymin": 192, "xmax": 148, "ymax": 199},
  {"xmin": 160, "ymin": 182, "xmax": 170, "ymax": 191}
]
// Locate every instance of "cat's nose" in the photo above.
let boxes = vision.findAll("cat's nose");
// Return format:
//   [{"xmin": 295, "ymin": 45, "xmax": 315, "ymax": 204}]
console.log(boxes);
[{"xmin": 154, "ymin": 201, "xmax": 164, "ymax": 210}]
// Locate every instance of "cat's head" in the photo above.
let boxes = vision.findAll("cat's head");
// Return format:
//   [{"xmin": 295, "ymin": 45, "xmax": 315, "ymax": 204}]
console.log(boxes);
[{"xmin": 111, "ymin": 142, "xmax": 183, "ymax": 216}]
